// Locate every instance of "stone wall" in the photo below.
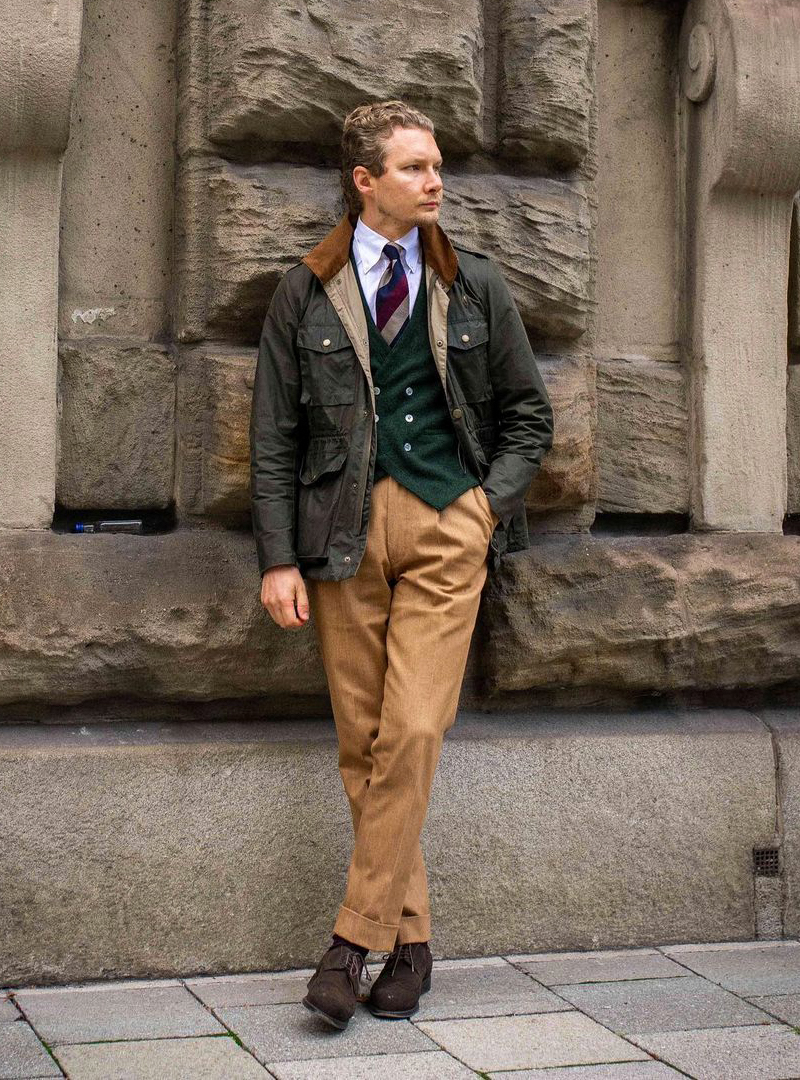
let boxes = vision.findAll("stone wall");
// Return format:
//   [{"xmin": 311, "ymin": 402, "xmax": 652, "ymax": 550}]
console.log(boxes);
[{"xmin": 2, "ymin": 0, "xmax": 800, "ymax": 712}]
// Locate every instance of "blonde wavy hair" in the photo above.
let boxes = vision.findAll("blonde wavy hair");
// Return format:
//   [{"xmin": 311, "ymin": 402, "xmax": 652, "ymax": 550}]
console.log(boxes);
[{"xmin": 341, "ymin": 100, "xmax": 436, "ymax": 217}]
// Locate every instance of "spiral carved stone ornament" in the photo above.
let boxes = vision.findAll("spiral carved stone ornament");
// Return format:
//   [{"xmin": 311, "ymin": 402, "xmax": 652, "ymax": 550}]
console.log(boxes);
[{"xmin": 680, "ymin": 22, "xmax": 716, "ymax": 103}]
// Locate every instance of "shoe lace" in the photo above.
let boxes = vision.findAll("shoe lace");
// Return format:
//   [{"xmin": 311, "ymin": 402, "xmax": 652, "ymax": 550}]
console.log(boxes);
[
  {"xmin": 381, "ymin": 942, "xmax": 416, "ymax": 978},
  {"xmin": 343, "ymin": 947, "xmax": 371, "ymax": 987}
]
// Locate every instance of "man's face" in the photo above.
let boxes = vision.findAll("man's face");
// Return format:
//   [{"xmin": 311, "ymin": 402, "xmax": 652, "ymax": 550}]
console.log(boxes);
[{"xmin": 354, "ymin": 126, "xmax": 444, "ymax": 238}]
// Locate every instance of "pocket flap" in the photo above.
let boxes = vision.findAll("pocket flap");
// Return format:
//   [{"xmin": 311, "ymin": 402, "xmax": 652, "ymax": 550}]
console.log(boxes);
[
  {"xmin": 447, "ymin": 319, "xmax": 489, "ymax": 350},
  {"xmin": 297, "ymin": 323, "xmax": 354, "ymax": 353},
  {"xmin": 299, "ymin": 437, "xmax": 349, "ymax": 484}
]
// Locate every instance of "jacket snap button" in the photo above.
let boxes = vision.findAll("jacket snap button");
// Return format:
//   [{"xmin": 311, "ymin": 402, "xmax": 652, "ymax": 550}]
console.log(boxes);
[
  {"xmin": 344, "ymin": 556, "xmax": 351, "ymax": 562},
  {"xmin": 323, "ymin": 338, "xmax": 331, "ymax": 347},
  {"xmin": 437, "ymin": 340, "xmax": 443, "ymax": 347},
  {"xmin": 452, "ymin": 407, "xmax": 463, "ymax": 419},
  {"xmin": 461, "ymin": 333, "xmax": 470, "ymax": 342}
]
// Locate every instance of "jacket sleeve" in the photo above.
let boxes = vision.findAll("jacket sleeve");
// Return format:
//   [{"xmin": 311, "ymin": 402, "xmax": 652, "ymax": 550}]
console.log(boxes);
[
  {"xmin": 249, "ymin": 272, "xmax": 303, "ymax": 577},
  {"xmin": 480, "ymin": 258, "xmax": 554, "ymax": 530}
]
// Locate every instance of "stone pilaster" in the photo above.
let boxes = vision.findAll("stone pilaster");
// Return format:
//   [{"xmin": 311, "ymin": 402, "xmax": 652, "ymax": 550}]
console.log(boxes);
[
  {"xmin": 0, "ymin": 0, "xmax": 83, "ymax": 527},
  {"xmin": 678, "ymin": 0, "xmax": 800, "ymax": 531}
]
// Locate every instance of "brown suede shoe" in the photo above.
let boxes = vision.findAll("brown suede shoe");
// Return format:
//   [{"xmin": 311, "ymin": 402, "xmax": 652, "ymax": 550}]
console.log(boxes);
[
  {"xmin": 302, "ymin": 942, "xmax": 371, "ymax": 1030},
  {"xmin": 367, "ymin": 941, "xmax": 433, "ymax": 1018}
]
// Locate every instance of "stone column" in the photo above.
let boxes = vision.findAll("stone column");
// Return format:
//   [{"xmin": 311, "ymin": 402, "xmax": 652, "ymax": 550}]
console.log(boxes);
[
  {"xmin": 0, "ymin": 0, "xmax": 83, "ymax": 527},
  {"xmin": 679, "ymin": 0, "xmax": 800, "ymax": 531}
]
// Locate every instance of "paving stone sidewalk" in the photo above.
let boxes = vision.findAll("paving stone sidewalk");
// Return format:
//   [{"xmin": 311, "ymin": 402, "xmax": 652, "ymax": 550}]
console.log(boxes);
[{"xmin": 3, "ymin": 939, "xmax": 800, "ymax": 1079}]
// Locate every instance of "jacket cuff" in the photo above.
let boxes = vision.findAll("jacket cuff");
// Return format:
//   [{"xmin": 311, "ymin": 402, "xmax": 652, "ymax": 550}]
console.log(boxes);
[{"xmin": 256, "ymin": 541, "xmax": 298, "ymax": 578}]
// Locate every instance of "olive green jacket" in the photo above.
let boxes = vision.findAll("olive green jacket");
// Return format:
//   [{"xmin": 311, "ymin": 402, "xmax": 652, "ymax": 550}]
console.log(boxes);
[{"xmin": 249, "ymin": 210, "xmax": 554, "ymax": 581}]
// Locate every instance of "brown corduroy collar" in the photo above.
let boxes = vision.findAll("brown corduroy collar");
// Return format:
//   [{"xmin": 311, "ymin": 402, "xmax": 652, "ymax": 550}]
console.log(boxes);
[{"xmin": 302, "ymin": 211, "xmax": 458, "ymax": 287}]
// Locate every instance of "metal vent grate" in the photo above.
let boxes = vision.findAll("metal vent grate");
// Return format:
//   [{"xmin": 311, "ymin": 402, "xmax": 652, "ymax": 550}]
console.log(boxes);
[{"xmin": 753, "ymin": 847, "xmax": 781, "ymax": 877}]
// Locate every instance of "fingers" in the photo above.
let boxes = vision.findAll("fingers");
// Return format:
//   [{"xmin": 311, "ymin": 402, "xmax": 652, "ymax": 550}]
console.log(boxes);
[
  {"xmin": 295, "ymin": 577, "xmax": 310, "ymax": 622},
  {"xmin": 260, "ymin": 566, "xmax": 311, "ymax": 630}
]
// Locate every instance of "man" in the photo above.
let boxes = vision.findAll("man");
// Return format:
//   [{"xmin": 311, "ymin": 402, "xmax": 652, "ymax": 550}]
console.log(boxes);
[{"xmin": 249, "ymin": 100, "xmax": 553, "ymax": 1029}]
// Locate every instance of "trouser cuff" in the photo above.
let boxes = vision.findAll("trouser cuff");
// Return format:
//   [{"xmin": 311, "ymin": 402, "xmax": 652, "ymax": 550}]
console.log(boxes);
[
  {"xmin": 396, "ymin": 914, "xmax": 430, "ymax": 944},
  {"xmin": 334, "ymin": 906, "xmax": 399, "ymax": 952}
]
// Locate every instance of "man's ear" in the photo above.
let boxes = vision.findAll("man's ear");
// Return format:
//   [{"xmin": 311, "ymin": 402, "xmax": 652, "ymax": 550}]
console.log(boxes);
[{"xmin": 353, "ymin": 165, "xmax": 373, "ymax": 200}]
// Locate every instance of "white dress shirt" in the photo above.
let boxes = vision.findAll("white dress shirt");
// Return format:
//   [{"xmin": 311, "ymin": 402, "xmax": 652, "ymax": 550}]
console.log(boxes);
[{"xmin": 351, "ymin": 216, "xmax": 422, "ymax": 324}]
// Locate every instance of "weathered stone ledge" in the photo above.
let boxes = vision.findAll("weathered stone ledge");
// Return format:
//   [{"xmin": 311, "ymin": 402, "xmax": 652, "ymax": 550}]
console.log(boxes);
[
  {"xmin": 2, "ymin": 528, "xmax": 800, "ymax": 710},
  {"xmin": 483, "ymin": 531, "xmax": 800, "ymax": 697}
]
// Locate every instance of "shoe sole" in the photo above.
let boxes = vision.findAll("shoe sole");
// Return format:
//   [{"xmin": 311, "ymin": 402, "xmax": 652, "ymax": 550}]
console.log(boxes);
[
  {"xmin": 302, "ymin": 995, "xmax": 350, "ymax": 1030},
  {"xmin": 366, "ymin": 974, "xmax": 432, "ymax": 1019}
]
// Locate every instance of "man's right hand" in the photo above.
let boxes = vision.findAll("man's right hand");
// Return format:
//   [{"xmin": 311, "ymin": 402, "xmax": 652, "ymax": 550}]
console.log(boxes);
[{"xmin": 260, "ymin": 565, "xmax": 310, "ymax": 629}]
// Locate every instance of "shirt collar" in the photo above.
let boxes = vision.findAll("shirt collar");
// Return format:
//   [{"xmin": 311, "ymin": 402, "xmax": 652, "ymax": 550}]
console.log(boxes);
[{"xmin": 353, "ymin": 215, "xmax": 421, "ymax": 276}]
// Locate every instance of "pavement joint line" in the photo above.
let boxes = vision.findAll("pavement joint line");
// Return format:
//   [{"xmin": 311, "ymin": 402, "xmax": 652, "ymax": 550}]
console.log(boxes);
[
  {"xmin": 608, "ymin": 1031, "xmax": 696, "ymax": 1080},
  {"xmin": 478, "ymin": 968, "xmax": 665, "ymax": 1068},
  {"xmin": 546, "ymin": 976, "xmax": 693, "ymax": 987},
  {"xmin": 521, "ymin": 956, "xmax": 796, "ymax": 1044},
  {"xmin": 49, "ymin": 1033, "xmax": 243, "ymax": 1046},
  {"xmin": 180, "ymin": 974, "xmax": 270, "ymax": 1073},
  {"xmin": 644, "ymin": 942, "xmax": 800, "ymax": 1023},
  {"xmin": 403, "ymin": 1019, "xmax": 494, "ymax": 1075},
  {"xmin": 6, "ymin": 990, "xmax": 66, "ymax": 1076},
  {"xmin": 619, "ymin": 1024, "xmax": 800, "ymax": 1080},
  {"xmin": 410, "ymin": 1007, "xmax": 578, "ymax": 1023},
  {"xmin": 263, "ymin": 1044, "xmax": 454, "ymax": 1065}
]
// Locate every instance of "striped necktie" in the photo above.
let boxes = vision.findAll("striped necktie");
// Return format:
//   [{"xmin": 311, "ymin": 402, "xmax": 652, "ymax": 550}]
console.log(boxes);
[{"xmin": 375, "ymin": 243, "xmax": 410, "ymax": 346}]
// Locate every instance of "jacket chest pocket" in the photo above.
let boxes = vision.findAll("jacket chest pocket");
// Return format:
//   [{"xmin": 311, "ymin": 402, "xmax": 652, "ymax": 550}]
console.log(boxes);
[
  {"xmin": 297, "ymin": 324, "xmax": 358, "ymax": 406},
  {"xmin": 447, "ymin": 318, "xmax": 492, "ymax": 403}
]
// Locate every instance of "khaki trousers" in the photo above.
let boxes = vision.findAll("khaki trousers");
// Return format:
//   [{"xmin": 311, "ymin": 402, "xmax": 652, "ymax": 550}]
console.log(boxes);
[{"xmin": 305, "ymin": 474, "xmax": 496, "ymax": 952}]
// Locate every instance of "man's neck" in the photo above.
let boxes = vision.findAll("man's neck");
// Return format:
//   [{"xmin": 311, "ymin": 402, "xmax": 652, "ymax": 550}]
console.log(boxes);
[{"xmin": 357, "ymin": 211, "xmax": 416, "ymax": 243}]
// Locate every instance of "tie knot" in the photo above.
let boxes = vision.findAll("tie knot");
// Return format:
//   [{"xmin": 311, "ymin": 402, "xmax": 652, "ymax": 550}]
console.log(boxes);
[{"xmin": 383, "ymin": 243, "xmax": 403, "ymax": 264}]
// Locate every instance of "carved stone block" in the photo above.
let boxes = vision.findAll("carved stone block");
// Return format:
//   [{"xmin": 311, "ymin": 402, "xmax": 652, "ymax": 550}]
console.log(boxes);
[
  {"xmin": 440, "ymin": 174, "xmax": 593, "ymax": 339},
  {"xmin": 527, "ymin": 354, "xmax": 595, "ymax": 510},
  {"xmin": 175, "ymin": 345, "xmax": 251, "ymax": 518},
  {"xmin": 499, "ymin": 0, "xmax": 593, "ymax": 167},
  {"xmin": 597, "ymin": 356, "xmax": 688, "ymax": 514},
  {"xmin": 176, "ymin": 347, "xmax": 255, "ymax": 516},
  {"xmin": 206, "ymin": 0, "xmax": 484, "ymax": 154},
  {"xmin": 181, "ymin": 159, "xmax": 593, "ymax": 344},
  {"xmin": 57, "ymin": 341, "xmax": 176, "ymax": 510},
  {"xmin": 483, "ymin": 533, "xmax": 800, "ymax": 696}
]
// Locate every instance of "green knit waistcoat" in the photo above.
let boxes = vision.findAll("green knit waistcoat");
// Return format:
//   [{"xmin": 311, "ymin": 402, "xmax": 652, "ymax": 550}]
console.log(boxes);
[{"xmin": 351, "ymin": 248, "xmax": 480, "ymax": 510}]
